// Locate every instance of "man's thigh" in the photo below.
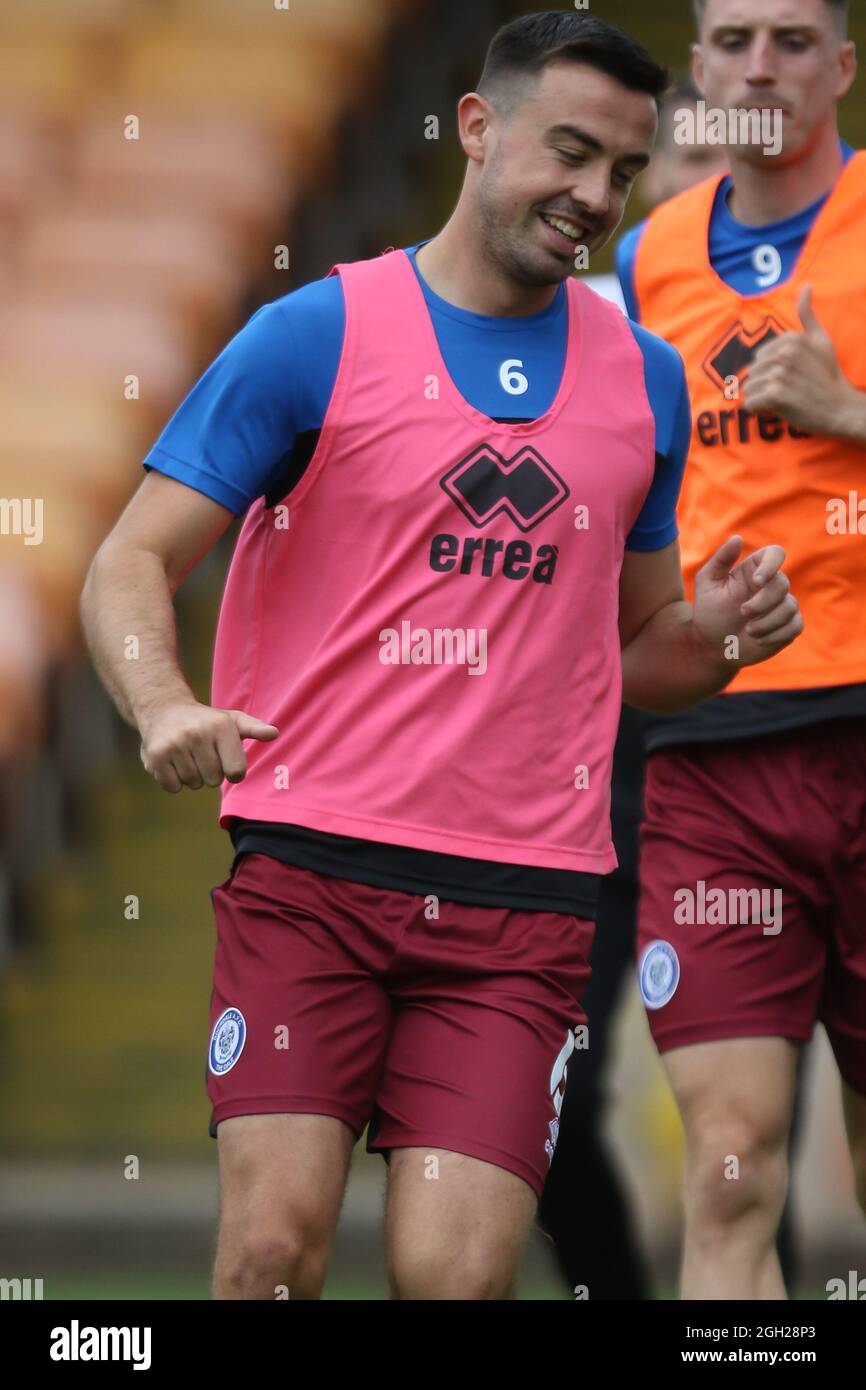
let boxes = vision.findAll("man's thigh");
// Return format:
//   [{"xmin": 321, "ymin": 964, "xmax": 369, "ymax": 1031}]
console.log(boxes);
[
  {"xmin": 663, "ymin": 1036, "xmax": 801, "ymax": 1144},
  {"xmin": 217, "ymin": 1111, "xmax": 356, "ymax": 1233},
  {"xmin": 215, "ymin": 1112, "xmax": 356, "ymax": 1297},
  {"xmin": 384, "ymin": 1146, "xmax": 537, "ymax": 1298}
]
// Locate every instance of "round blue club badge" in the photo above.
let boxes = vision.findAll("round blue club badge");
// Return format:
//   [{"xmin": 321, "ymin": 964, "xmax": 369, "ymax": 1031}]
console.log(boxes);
[
  {"xmin": 638, "ymin": 941, "xmax": 680, "ymax": 1010},
  {"xmin": 209, "ymin": 1007, "xmax": 247, "ymax": 1075}
]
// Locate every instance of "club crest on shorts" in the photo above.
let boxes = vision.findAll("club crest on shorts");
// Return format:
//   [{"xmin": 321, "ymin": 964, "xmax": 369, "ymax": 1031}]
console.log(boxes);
[
  {"xmin": 209, "ymin": 1007, "xmax": 246, "ymax": 1075},
  {"xmin": 638, "ymin": 940, "xmax": 680, "ymax": 1009}
]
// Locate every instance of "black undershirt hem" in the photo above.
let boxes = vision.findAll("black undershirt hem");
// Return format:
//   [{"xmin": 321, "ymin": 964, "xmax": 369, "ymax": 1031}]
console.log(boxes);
[
  {"xmin": 641, "ymin": 683, "xmax": 866, "ymax": 753},
  {"xmin": 228, "ymin": 820, "xmax": 601, "ymax": 920}
]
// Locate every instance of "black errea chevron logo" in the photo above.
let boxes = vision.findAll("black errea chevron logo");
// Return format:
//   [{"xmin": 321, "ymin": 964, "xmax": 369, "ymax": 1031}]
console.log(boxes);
[
  {"xmin": 702, "ymin": 318, "xmax": 786, "ymax": 393},
  {"xmin": 441, "ymin": 444, "xmax": 569, "ymax": 533}
]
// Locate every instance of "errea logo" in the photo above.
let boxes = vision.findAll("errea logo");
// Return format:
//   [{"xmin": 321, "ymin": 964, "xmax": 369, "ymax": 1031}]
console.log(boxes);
[
  {"xmin": 696, "ymin": 318, "xmax": 812, "ymax": 449},
  {"xmin": 702, "ymin": 318, "xmax": 785, "ymax": 395},
  {"xmin": 440, "ymin": 443, "xmax": 569, "ymax": 532},
  {"xmin": 431, "ymin": 442, "xmax": 569, "ymax": 586}
]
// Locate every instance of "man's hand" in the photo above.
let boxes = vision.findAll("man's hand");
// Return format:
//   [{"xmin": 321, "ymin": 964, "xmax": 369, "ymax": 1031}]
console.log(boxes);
[
  {"xmin": 744, "ymin": 286, "xmax": 866, "ymax": 440},
  {"xmin": 692, "ymin": 535, "xmax": 803, "ymax": 670},
  {"xmin": 139, "ymin": 701, "xmax": 279, "ymax": 793}
]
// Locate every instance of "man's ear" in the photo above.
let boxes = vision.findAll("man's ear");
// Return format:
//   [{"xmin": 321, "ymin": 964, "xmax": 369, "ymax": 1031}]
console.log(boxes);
[
  {"xmin": 835, "ymin": 40, "xmax": 857, "ymax": 103},
  {"xmin": 457, "ymin": 92, "xmax": 494, "ymax": 165},
  {"xmin": 691, "ymin": 43, "xmax": 706, "ymax": 98}
]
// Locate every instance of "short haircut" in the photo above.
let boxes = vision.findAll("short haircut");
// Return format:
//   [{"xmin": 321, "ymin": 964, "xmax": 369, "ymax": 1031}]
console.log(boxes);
[
  {"xmin": 658, "ymin": 72, "xmax": 703, "ymax": 144},
  {"xmin": 476, "ymin": 10, "xmax": 669, "ymax": 120},
  {"xmin": 660, "ymin": 71, "xmax": 702, "ymax": 120},
  {"xmin": 692, "ymin": 0, "xmax": 849, "ymax": 36}
]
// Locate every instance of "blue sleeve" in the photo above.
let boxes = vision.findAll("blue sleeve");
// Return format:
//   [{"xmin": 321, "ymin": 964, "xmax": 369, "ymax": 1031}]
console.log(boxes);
[
  {"xmin": 142, "ymin": 277, "xmax": 346, "ymax": 514},
  {"xmin": 623, "ymin": 322, "xmax": 691, "ymax": 553},
  {"xmin": 615, "ymin": 220, "xmax": 646, "ymax": 323}
]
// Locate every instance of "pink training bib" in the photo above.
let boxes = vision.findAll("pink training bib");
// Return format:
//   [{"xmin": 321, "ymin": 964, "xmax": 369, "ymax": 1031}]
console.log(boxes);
[{"xmin": 212, "ymin": 249, "xmax": 655, "ymax": 872}]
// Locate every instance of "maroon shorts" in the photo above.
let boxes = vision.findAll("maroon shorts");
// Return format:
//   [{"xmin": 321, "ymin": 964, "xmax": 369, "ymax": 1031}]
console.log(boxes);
[
  {"xmin": 206, "ymin": 852, "xmax": 594, "ymax": 1197},
  {"xmin": 637, "ymin": 718, "xmax": 866, "ymax": 1097}
]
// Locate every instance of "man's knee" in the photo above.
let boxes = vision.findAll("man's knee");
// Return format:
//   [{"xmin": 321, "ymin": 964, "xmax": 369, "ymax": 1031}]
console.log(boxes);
[
  {"xmin": 215, "ymin": 1212, "xmax": 331, "ymax": 1299},
  {"xmin": 389, "ymin": 1242, "xmax": 513, "ymax": 1300},
  {"xmin": 684, "ymin": 1119, "xmax": 789, "ymax": 1233}
]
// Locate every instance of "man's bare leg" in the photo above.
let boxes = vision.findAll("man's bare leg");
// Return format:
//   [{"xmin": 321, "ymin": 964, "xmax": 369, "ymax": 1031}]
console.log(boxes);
[
  {"xmin": 841, "ymin": 1080, "xmax": 866, "ymax": 1218},
  {"xmin": 385, "ymin": 1147, "xmax": 537, "ymax": 1300},
  {"xmin": 663, "ymin": 1036, "xmax": 800, "ymax": 1299},
  {"xmin": 213, "ymin": 1112, "xmax": 356, "ymax": 1300}
]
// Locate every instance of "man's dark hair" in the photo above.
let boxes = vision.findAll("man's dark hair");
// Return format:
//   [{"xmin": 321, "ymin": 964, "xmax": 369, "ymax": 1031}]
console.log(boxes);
[
  {"xmin": 655, "ymin": 72, "xmax": 702, "ymax": 145},
  {"xmin": 693, "ymin": 0, "xmax": 848, "ymax": 35},
  {"xmin": 661, "ymin": 72, "xmax": 702, "ymax": 114},
  {"xmin": 476, "ymin": 11, "xmax": 669, "ymax": 119}
]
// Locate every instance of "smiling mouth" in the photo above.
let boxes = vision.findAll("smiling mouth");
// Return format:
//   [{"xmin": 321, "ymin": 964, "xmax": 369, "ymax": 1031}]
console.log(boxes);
[{"xmin": 538, "ymin": 210, "xmax": 592, "ymax": 247}]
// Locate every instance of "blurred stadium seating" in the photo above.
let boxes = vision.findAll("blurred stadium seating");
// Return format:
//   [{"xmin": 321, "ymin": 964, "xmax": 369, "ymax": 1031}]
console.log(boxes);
[{"xmin": 0, "ymin": 0, "xmax": 414, "ymax": 963}]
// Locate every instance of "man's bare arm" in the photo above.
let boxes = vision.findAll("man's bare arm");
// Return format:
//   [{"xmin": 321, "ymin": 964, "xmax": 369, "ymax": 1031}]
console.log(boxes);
[{"xmin": 80, "ymin": 471, "xmax": 278, "ymax": 792}]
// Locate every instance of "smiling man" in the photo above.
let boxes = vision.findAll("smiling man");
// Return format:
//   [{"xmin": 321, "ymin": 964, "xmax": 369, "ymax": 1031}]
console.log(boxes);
[
  {"xmin": 617, "ymin": 0, "xmax": 866, "ymax": 1300},
  {"xmin": 80, "ymin": 11, "xmax": 802, "ymax": 1300}
]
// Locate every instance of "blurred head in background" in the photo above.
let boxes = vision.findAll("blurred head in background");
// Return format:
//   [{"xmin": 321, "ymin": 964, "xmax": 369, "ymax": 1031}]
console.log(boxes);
[
  {"xmin": 691, "ymin": 0, "xmax": 856, "ymax": 163},
  {"xmin": 454, "ymin": 10, "xmax": 668, "ymax": 288},
  {"xmin": 640, "ymin": 73, "xmax": 730, "ymax": 207}
]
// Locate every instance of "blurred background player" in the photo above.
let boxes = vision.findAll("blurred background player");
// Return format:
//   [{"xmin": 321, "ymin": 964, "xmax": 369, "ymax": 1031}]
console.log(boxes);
[
  {"xmin": 545, "ymin": 65, "xmax": 810, "ymax": 1301},
  {"xmin": 618, "ymin": 0, "xmax": 866, "ymax": 1299},
  {"xmin": 540, "ymin": 74, "xmax": 735, "ymax": 1301},
  {"xmin": 574, "ymin": 74, "xmax": 729, "ymax": 313}
]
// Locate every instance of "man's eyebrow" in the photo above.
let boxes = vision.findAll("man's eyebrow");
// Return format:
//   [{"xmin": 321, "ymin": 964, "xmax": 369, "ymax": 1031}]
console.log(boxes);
[
  {"xmin": 710, "ymin": 23, "xmax": 819, "ymax": 38},
  {"xmin": 546, "ymin": 123, "xmax": 651, "ymax": 168},
  {"xmin": 547, "ymin": 122, "xmax": 604, "ymax": 150}
]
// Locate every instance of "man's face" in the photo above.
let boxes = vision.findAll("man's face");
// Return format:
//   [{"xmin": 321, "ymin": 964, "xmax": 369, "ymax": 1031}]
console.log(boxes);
[
  {"xmin": 468, "ymin": 61, "xmax": 657, "ymax": 287},
  {"xmin": 694, "ymin": 0, "xmax": 856, "ymax": 163},
  {"xmin": 644, "ymin": 107, "xmax": 730, "ymax": 206}
]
